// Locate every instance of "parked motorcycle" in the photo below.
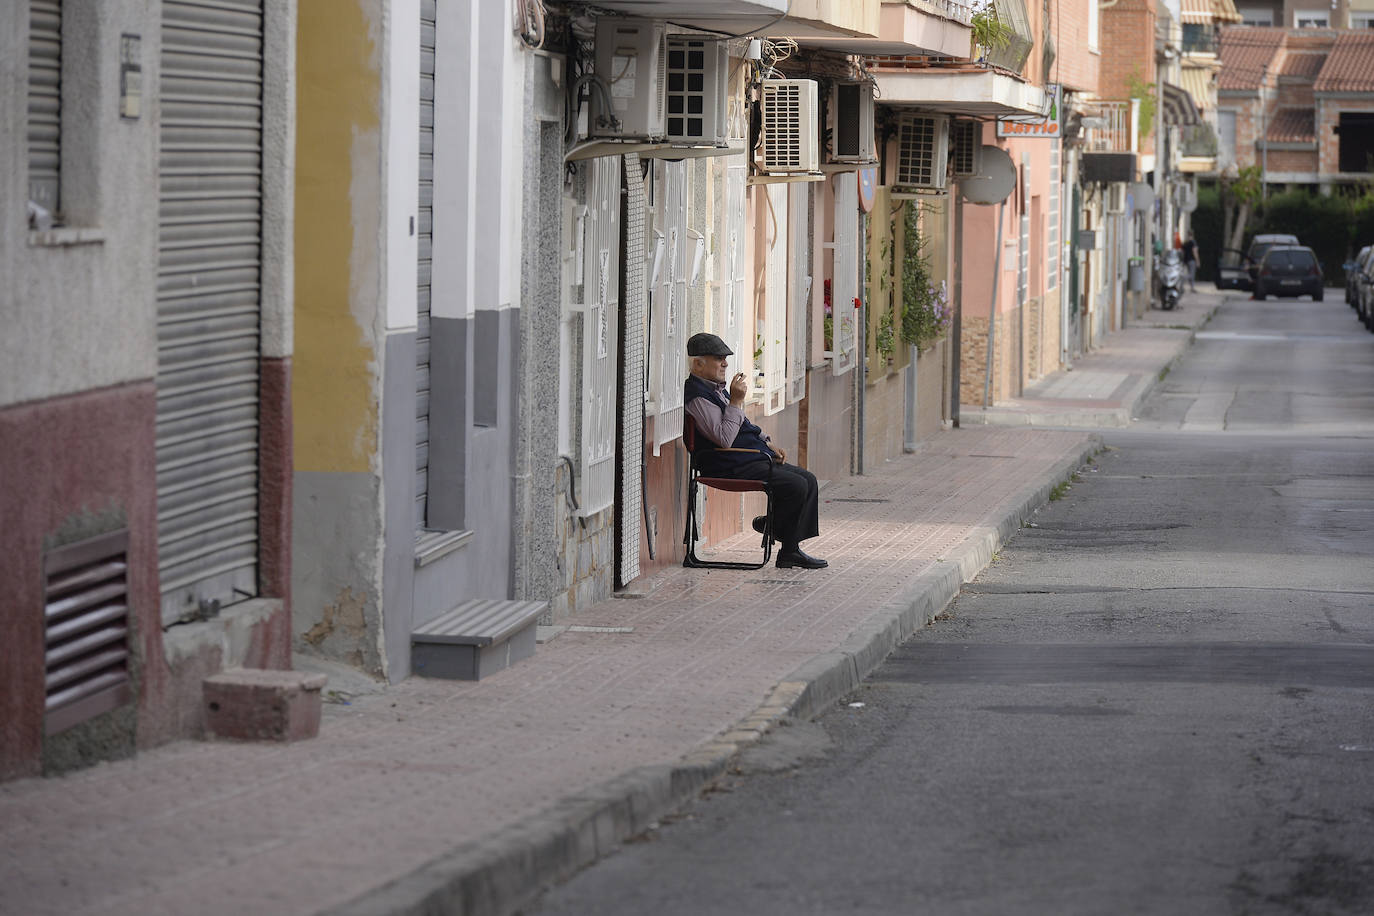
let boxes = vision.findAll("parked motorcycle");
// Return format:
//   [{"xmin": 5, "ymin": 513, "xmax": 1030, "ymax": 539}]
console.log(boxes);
[{"xmin": 1155, "ymin": 249, "xmax": 1184, "ymax": 310}]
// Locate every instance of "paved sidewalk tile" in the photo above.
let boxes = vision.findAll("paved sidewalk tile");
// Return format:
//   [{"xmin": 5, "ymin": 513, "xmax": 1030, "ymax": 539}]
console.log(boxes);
[
  {"xmin": 0, "ymin": 426, "xmax": 1099, "ymax": 916},
  {"xmin": 961, "ymin": 289, "xmax": 1229, "ymax": 427}
]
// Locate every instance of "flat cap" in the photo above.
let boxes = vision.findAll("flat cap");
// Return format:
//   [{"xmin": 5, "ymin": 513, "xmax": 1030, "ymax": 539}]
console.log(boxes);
[{"xmin": 687, "ymin": 332, "xmax": 732, "ymax": 357}]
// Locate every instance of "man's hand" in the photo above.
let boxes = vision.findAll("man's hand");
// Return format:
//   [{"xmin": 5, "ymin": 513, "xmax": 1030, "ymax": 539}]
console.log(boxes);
[
  {"xmin": 728, "ymin": 372, "xmax": 749, "ymax": 407},
  {"xmin": 772, "ymin": 446, "xmax": 786, "ymax": 464}
]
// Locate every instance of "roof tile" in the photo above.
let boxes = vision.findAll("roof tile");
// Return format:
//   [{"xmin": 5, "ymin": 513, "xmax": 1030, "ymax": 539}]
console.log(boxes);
[
  {"xmin": 1266, "ymin": 108, "xmax": 1314, "ymax": 143},
  {"xmin": 1314, "ymin": 33, "xmax": 1374, "ymax": 93},
  {"xmin": 1218, "ymin": 27, "xmax": 1284, "ymax": 91}
]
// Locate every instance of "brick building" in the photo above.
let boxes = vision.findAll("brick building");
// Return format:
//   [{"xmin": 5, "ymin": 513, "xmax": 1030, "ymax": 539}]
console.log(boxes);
[{"xmin": 1217, "ymin": 26, "xmax": 1374, "ymax": 188}]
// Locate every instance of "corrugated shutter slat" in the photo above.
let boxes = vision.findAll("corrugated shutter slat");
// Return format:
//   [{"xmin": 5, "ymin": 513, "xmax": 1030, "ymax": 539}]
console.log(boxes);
[{"xmin": 155, "ymin": 0, "xmax": 264, "ymax": 625}]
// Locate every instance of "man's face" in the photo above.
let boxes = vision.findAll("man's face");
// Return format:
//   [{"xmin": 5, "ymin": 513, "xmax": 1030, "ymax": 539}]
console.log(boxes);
[{"xmin": 694, "ymin": 354, "xmax": 729, "ymax": 384}]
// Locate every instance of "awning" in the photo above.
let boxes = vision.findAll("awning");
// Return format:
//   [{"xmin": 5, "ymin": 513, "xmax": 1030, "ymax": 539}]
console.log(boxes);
[
  {"xmin": 788, "ymin": 1, "xmax": 971, "ymax": 58},
  {"xmin": 1179, "ymin": 66, "xmax": 1216, "ymax": 112},
  {"xmin": 1162, "ymin": 81, "xmax": 1201, "ymax": 126},
  {"xmin": 1181, "ymin": 0, "xmax": 1241, "ymax": 22},
  {"xmin": 585, "ymin": 0, "xmax": 878, "ymax": 39},
  {"xmin": 874, "ymin": 69, "xmax": 1047, "ymax": 118}
]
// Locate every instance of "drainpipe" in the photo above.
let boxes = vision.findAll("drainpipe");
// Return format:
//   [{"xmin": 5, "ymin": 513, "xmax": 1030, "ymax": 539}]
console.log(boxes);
[
  {"xmin": 903, "ymin": 340, "xmax": 918, "ymax": 451},
  {"xmin": 854, "ymin": 211, "xmax": 867, "ymax": 475}
]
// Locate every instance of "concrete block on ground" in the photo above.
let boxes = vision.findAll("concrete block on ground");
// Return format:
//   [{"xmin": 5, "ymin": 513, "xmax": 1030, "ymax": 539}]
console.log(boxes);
[{"xmin": 203, "ymin": 668, "xmax": 328, "ymax": 742}]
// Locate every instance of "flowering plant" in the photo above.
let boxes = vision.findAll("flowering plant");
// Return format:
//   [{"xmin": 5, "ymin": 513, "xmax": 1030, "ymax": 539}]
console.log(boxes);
[{"xmin": 900, "ymin": 205, "xmax": 951, "ymax": 352}]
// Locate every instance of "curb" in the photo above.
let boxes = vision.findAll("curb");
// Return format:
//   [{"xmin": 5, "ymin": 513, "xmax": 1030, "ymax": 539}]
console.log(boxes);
[{"xmin": 322, "ymin": 435, "xmax": 1101, "ymax": 916}]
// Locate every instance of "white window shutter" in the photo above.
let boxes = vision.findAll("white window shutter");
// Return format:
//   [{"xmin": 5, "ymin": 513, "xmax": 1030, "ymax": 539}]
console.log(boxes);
[
  {"xmin": 787, "ymin": 181, "xmax": 811, "ymax": 404},
  {"xmin": 714, "ymin": 160, "xmax": 749, "ymax": 370},
  {"xmin": 580, "ymin": 156, "xmax": 620, "ymax": 515},
  {"xmin": 651, "ymin": 160, "xmax": 687, "ymax": 455},
  {"xmin": 762, "ymin": 183, "xmax": 788, "ymax": 415},
  {"xmin": 832, "ymin": 172, "xmax": 859, "ymax": 376}
]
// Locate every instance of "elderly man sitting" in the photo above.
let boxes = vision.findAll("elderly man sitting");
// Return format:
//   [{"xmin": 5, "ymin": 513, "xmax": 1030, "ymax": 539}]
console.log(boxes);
[{"xmin": 683, "ymin": 332, "xmax": 826, "ymax": 570}]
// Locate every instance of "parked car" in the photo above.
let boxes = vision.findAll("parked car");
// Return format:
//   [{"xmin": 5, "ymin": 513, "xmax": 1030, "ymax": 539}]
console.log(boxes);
[
  {"xmin": 1345, "ymin": 246, "xmax": 1372, "ymax": 305},
  {"xmin": 1356, "ymin": 253, "xmax": 1374, "ymax": 328},
  {"xmin": 1252, "ymin": 245, "xmax": 1323, "ymax": 301},
  {"xmin": 1216, "ymin": 248, "xmax": 1252, "ymax": 291},
  {"xmin": 1246, "ymin": 233, "xmax": 1301, "ymax": 289}
]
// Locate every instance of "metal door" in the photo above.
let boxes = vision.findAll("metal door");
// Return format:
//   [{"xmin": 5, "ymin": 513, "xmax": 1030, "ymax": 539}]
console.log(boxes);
[{"xmin": 155, "ymin": 0, "xmax": 264, "ymax": 624}]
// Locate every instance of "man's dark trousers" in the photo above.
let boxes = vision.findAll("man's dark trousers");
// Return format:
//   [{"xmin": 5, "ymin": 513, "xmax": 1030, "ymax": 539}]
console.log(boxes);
[{"xmin": 729, "ymin": 457, "xmax": 820, "ymax": 545}]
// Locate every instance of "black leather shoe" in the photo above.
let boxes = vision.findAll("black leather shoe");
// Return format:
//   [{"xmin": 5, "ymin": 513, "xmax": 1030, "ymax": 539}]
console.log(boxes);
[
  {"xmin": 776, "ymin": 547, "xmax": 827, "ymax": 569},
  {"xmin": 751, "ymin": 515, "xmax": 775, "ymax": 542}
]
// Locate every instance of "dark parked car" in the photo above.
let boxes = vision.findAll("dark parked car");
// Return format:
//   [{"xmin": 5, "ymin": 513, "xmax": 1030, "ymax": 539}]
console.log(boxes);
[
  {"xmin": 1216, "ymin": 248, "xmax": 1252, "ymax": 290},
  {"xmin": 1245, "ymin": 233, "xmax": 1301, "ymax": 289},
  {"xmin": 1253, "ymin": 245, "xmax": 1323, "ymax": 301},
  {"xmin": 1346, "ymin": 245, "xmax": 1372, "ymax": 306}
]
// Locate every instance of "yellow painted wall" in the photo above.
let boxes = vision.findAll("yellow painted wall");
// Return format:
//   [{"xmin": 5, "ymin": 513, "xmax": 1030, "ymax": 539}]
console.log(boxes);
[{"xmin": 293, "ymin": 0, "xmax": 382, "ymax": 473}]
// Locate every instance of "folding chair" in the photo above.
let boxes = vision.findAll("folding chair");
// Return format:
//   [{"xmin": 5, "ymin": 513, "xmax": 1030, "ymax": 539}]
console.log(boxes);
[{"xmin": 681, "ymin": 414, "xmax": 776, "ymax": 569}]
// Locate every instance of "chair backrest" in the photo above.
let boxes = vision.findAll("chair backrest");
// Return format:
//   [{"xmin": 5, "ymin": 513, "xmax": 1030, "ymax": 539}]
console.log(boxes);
[{"xmin": 682, "ymin": 412, "xmax": 699, "ymax": 453}]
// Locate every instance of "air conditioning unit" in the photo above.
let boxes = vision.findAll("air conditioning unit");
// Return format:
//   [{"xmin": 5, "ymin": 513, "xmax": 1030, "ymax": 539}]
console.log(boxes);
[
  {"xmin": 664, "ymin": 37, "xmax": 730, "ymax": 145},
  {"xmin": 759, "ymin": 79, "xmax": 820, "ymax": 174},
  {"xmin": 592, "ymin": 18, "xmax": 667, "ymax": 140},
  {"xmin": 949, "ymin": 119, "xmax": 982, "ymax": 178},
  {"xmin": 895, "ymin": 113, "xmax": 950, "ymax": 190},
  {"xmin": 829, "ymin": 81, "xmax": 875, "ymax": 163}
]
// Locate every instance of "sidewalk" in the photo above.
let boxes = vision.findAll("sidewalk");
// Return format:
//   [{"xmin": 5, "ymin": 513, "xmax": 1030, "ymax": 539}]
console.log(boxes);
[
  {"xmin": 960, "ymin": 286, "xmax": 1228, "ymax": 428},
  {"xmin": 0, "ymin": 298, "xmax": 1215, "ymax": 916}
]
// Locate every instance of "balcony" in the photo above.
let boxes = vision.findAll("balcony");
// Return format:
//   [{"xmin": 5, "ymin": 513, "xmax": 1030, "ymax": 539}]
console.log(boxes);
[
  {"xmin": 1081, "ymin": 101, "xmax": 1137, "ymax": 153},
  {"xmin": 783, "ymin": 0, "xmax": 972, "ymax": 59},
  {"xmin": 600, "ymin": 0, "xmax": 882, "ymax": 39}
]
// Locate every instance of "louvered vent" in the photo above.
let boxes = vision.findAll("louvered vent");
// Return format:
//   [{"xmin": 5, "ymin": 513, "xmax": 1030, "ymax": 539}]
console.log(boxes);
[
  {"xmin": 950, "ymin": 119, "xmax": 982, "ymax": 178},
  {"xmin": 896, "ymin": 114, "xmax": 950, "ymax": 190},
  {"xmin": 44, "ymin": 530, "xmax": 133, "ymax": 736},
  {"xmin": 760, "ymin": 79, "xmax": 819, "ymax": 173}
]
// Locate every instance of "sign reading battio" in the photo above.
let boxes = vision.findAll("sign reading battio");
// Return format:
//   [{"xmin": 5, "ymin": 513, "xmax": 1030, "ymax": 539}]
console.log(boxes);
[{"xmin": 996, "ymin": 84, "xmax": 1061, "ymax": 139}]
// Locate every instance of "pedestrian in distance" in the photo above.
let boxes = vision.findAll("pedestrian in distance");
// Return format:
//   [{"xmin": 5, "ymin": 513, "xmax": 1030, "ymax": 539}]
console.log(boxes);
[
  {"xmin": 683, "ymin": 332, "xmax": 827, "ymax": 570},
  {"xmin": 1181, "ymin": 234, "xmax": 1199, "ymax": 292}
]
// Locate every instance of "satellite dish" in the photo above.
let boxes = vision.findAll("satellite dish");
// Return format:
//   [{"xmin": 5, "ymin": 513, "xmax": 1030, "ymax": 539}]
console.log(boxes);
[
  {"xmin": 959, "ymin": 146, "xmax": 1016, "ymax": 205},
  {"xmin": 1129, "ymin": 181, "xmax": 1154, "ymax": 215}
]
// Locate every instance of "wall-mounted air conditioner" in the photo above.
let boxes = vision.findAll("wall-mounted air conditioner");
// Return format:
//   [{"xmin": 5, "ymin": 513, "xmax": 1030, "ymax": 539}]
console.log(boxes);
[
  {"xmin": 828, "ymin": 81, "xmax": 875, "ymax": 164},
  {"xmin": 895, "ymin": 113, "xmax": 950, "ymax": 190},
  {"xmin": 664, "ymin": 37, "xmax": 729, "ymax": 145},
  {"xmin": 950, "ymin": 119, "xmax": 982, "ymax": 178},
  {"xmin": 759, "ymin": 79, "xmax": 819, "ymax": 174},
  {"xmin": 592, "ymin": 18, "xmax": 667, "ymax": 140}
]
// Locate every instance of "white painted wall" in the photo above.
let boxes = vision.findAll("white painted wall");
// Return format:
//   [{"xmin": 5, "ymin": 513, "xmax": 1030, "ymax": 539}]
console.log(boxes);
[
  {"xmin": 385, "ymin": 0, "xmax": 420, "ymax": 331},
  {"xmin": 431, "ymin": 0, "xmax": 477, "ymax": 321}
]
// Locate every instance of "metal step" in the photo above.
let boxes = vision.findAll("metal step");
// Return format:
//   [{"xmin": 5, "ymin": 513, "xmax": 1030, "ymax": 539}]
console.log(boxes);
[{"xmin": 410, "ymin": 598, "xmax": 545, "ymax": 680}]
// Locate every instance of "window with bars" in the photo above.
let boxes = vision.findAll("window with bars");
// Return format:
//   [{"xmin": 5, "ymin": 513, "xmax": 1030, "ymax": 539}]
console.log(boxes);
[
  {"xmin": 831, "ymin": 172, "xmax": 860, "ymax": 376},
  {"xmin": 1048, "ymin": 139, "xmax": 1059, "ymax": 290},
  {"xmin": 578, "ymin": 156, "xmax": 620, "ymax": 516},
  {"xmin": 649, "ymin": 159, "xmax": 688, "ymax": 454},
  {"xmin": 713, "ymin": 161, "xmax": 749, "ymax": 371},
  {"xmin": 786, "ymin": 181, "xmax": 810, "ymax": 405},
  {"xmin": 760, "ymin": 183, "xmax": 788, "ymax": 414}
]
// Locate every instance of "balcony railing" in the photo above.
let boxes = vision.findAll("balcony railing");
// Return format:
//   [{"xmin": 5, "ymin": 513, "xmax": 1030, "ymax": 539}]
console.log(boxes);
[
  {"xmin": 1081, "ymin": 101, "xmax": 1137, "ymax": 153},
  {"xmin": 906, "ymin": 0, "xmax": 974, "ymax": 26}
]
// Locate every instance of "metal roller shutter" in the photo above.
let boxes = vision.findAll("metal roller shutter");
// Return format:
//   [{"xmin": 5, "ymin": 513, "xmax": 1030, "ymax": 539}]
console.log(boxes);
[
  {"xmin": 155, "ymin": 0, "xmax": 264, "ymax": 625},
  {"xmin": 28, "ymin": 0, "xmax": 62, "ymax": 214},
  {"xmin": 416, "ymin": 0, "xmax": 435, "ymax": 529}
]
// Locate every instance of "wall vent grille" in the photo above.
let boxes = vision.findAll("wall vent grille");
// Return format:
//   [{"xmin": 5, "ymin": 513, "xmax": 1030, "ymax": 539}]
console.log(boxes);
[{"xmin": 44, "ymin": 530, "xmax": 133, "ymax": 736}]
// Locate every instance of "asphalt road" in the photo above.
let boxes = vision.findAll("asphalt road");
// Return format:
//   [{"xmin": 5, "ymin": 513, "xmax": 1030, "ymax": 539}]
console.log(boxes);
[{"xmin": 527, "ymin": 292, "xmax": 1374, "ymax": 916}]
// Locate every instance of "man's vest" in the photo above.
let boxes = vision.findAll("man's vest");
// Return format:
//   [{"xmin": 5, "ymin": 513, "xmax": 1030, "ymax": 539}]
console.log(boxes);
[{"xmin": 683, "ymin": 374, "xmax": 775, "ymax": 474}]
